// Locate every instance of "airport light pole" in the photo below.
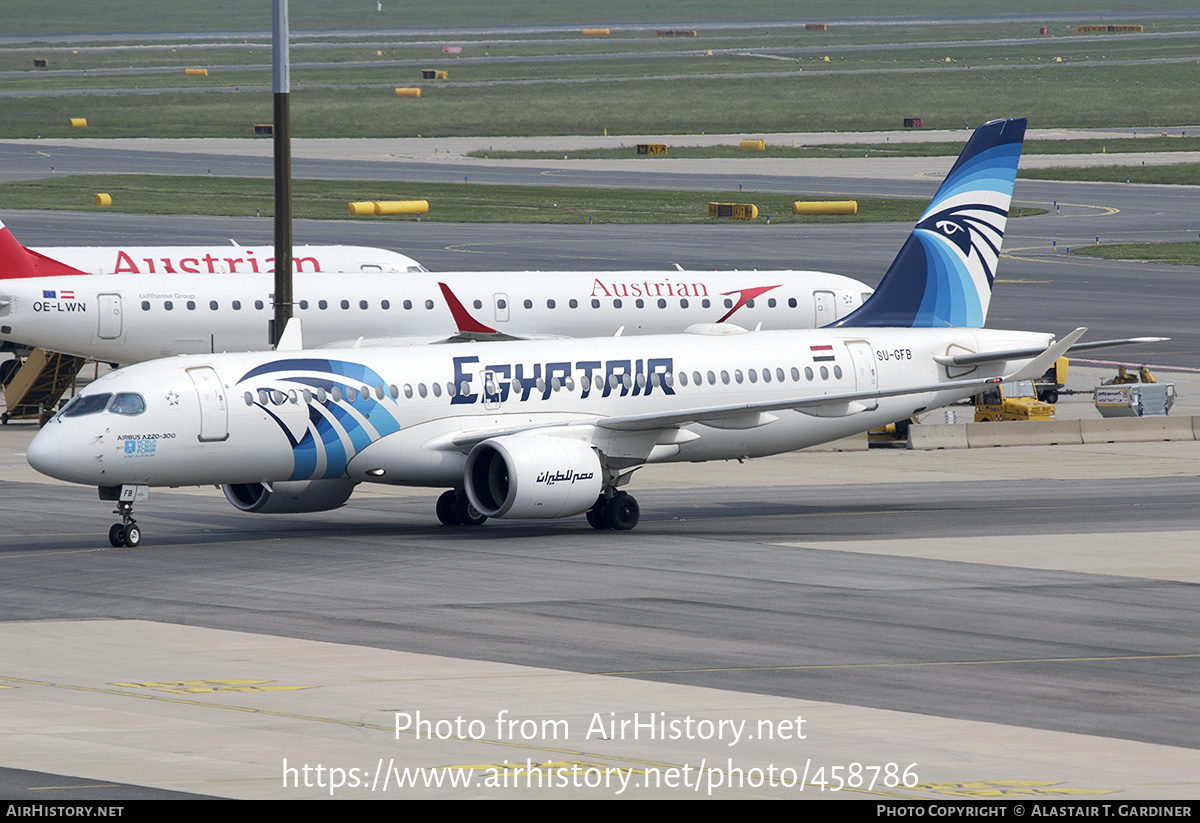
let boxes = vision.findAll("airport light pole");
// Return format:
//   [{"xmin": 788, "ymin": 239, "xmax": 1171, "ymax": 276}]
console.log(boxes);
[{"xmin": 272, "ymin": 0, "xmax": 293, "ymax": 346}]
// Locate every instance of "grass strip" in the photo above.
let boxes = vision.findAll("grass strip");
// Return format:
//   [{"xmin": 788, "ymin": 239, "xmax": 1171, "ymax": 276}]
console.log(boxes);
[
  {"xmin": 1071, "ymin": 242, "xmax": 1200, "ymax": 265},
  {"xmin": 1018, "ymin": 162, "xmax": 1200, "ymax": 185},
  {"xmin": 0, "ymin": 173, "xmax": 969, "ymax": 224},
  {"xmin": 470, "ymin": 136, "xmax": 1200, "ymax": 161}
]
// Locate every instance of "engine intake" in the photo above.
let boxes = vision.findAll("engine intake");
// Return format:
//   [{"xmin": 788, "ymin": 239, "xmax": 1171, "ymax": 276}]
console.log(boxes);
[{"xmin": 222, "ymin": 479, "xmax": 357, "ymax": 514}]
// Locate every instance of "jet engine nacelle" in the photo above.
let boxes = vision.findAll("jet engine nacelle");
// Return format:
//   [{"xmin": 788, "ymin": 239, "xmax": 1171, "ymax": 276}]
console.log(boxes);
[
  {"xmin": 222, "ymin": 479, "xmax": 358, "ymax": 514},
  {"xmin": 464, "ymin": 436, "xmax": 602, "ymax": 519}
]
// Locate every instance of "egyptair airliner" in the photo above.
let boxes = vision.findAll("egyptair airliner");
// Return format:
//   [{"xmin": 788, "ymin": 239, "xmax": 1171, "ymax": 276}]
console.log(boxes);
[{"xmin": 30, "ymin": 118, "xmax": 1165, "ymax": 545}]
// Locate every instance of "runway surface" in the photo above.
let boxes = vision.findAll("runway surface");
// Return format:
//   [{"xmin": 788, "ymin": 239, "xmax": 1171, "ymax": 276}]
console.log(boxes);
[{"xmin": 0, "ymin": 135, "xmax": 1198, "ymax": 799}]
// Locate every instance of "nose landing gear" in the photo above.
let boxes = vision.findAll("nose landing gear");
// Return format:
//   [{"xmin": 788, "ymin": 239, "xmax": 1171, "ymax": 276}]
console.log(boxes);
[
  {"xmin": 108, "ymin": 501, "xmax": 141, "ymax": 547},
  {"xmin": 99, "ymin": 484, "xmax": 148, "ymax": 547}
]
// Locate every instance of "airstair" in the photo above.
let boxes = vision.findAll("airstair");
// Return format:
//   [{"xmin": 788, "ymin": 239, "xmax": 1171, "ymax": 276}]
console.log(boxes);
[{"xmin": 1, "ymin": 349, "xmax": 86, "ymax": 424}]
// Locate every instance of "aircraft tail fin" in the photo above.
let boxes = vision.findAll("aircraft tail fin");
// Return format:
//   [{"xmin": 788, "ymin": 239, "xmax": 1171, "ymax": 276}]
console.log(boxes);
[
  {"xmin": 0, "ymin": 219, "xmax": 88, "ymax": 279},
  {"xmin": 832, "ymin": 117, "xmax": 1026, "ymax": 328}
]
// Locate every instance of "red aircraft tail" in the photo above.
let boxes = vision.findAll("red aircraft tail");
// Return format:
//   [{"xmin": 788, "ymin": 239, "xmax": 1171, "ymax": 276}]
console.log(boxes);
[{"xmin": 0, "ymin": 219, "xmax": 88, "ymax": 279}]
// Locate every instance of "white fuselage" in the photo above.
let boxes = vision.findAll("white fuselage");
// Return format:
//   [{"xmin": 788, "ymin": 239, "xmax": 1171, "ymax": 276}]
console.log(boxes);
[
  {"xmin": 0, "ymin": 270, "xmax": 870, "ymax": 363},
  {"xmin": 26, "ymin": 244, "xmax": 427, "ymax": 276},
  {"xmin": 29, "ymin": 326, "xmax": 1053, "ymax": 492}
]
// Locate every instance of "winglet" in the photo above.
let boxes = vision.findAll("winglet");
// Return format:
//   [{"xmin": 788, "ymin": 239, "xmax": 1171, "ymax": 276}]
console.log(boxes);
[
  {"xmin": 0, "ymin": 219, "xmax": 88, "ymax": 279},
  {"xmin": 438, "ymin": 282, "xmax": 497, "ymax": 335},
  {"xmin": 833, "ymin": 117, "xmax": 1026, "ymax": 329},
  {"xmin": 274, "ymin": 317, "xmax": 304, "ymax": 351}
]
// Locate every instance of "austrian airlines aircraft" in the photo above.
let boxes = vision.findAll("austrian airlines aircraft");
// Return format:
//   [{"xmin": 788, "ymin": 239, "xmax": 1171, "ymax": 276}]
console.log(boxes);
[
  {"xmin": 0, "ymin": 222, "xmax": 871, "ymax": 364},
  {"xmin": 20, "ymin": 242, "xmax": 427, "ymax": 276},
  {"xmin": 30, "ymin": 119, "xmax": 1157, "ymax": 545}
]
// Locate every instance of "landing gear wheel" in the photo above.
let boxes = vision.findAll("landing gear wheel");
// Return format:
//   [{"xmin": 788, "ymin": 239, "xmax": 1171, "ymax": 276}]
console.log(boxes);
[
  {"xmin": 453, "ymin": 493, "xmax": 487, "ymax": 526},
  {"xmin": 586, "ymin": 506, "xmax": 611, "ymax": 530},
  {"xmin": 438, "ymin": 490, "xmax": 486, "ymax": 526},
  {"xmin": 110, "ymin": 498, "xmax": 140, "ymax": 548},
  {"xmin": 606, "ymin": 493, "xmax": 640, "ymax": 531},
  {"xmin": 121, "ymin": 523, "xmax": 141, "ymax": 547},
  {"xmin": 436, "ymin": 490, "xmax": 461, "ymax": 526}
]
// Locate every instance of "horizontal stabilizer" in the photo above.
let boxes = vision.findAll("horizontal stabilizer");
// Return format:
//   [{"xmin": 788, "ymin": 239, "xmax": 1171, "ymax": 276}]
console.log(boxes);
[{"xmin": 934, "ymin": 333, "xmax": 1167, "ymax": 368}]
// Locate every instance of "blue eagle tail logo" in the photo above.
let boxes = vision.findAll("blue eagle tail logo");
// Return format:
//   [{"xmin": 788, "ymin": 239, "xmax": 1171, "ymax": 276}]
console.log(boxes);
[{"xmin": 833, "ymin": 117, "xmax": 1026, "ymax": 329}]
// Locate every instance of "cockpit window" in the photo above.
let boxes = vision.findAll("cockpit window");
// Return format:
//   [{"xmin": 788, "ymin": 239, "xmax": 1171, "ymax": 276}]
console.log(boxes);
[
  {"xmin": 109, "ymin": 393, "xmax": 146, "ymax": 416},
  {"xmin": 62, "ymin": 393, "xmax": 113, "ymax": 418}
]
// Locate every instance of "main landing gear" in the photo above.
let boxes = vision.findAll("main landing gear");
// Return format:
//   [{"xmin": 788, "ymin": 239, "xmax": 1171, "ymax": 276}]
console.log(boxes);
[
  {"xmin": 436, "ymin": 489, "xmax": 487, "ymax": 527},
  {"xmin": 586, "ymin": 491, "xmax": 640, "ymax": 531},
  {"xmin": 108, "ymin": 500, "xmax": 141, "ymax": 547}
]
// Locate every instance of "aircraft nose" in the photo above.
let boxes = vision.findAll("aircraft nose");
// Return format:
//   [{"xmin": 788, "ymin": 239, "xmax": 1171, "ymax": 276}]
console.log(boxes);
[{"xmin": 26, "ymin": 428, "xmax": 62, "ymax": 478}]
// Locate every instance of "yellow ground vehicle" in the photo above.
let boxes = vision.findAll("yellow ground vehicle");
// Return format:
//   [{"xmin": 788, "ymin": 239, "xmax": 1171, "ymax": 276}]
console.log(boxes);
[
  {"xmin": 973, "ymin": 379, "xmax": 1056, "ymax": 422},
  {"xmin": 1035, "ymin": 356, "xmax": 1069, "ymax": 403}
]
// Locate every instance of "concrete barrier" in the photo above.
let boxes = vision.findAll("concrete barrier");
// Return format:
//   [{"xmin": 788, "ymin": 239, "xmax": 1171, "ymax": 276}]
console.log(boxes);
[
  {"xmin": 394, "ymin": 88, "xmax": 421, "ymax": 98},
  {"xmin": 907, "ymin": 423, "xmax": 969, "ymax": 450},
  {"xmin": 739, "ymin": 139, "xmax": 765, "ymax": 151},
  {"xmin": 1080, "ymin": 416, "xmax": 1196, "ymax": 443},
  {"xmin": 184, "ymin": 68, "xmax": 208, "ymax": 77},
  {"xmin": 906, "ymin": 416, "xmax": 1200, "ymax": 450},
  {"xmin": 966, "ymin": 420, "xmax": 1082, "ymax": 448},
  {"xmin": 69, "ymin": 118, "xmax": 87, "ymax": 128}
]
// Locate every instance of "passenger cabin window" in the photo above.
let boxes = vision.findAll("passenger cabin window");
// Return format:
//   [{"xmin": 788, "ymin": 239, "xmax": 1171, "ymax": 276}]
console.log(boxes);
[
  {"xmin": 232, "ymin": 300, "xmax": 242, "ymax": 310},
  {"xmin": 141, "ymin": 301, "xmax": 150, "ymax": 311},
  {"xmin": 255, "ymin": 300, "xmax": 264, "ymax": 310}
]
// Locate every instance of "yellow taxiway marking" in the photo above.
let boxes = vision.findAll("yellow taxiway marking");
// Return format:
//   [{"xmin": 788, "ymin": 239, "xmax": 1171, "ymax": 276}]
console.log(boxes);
[
  {"xmin": 112, "ymin": 679, "xmax": 315, "ymax": 694},
  {"xmin": 1019, "ymin": 201, "xmax": 1120, "ymax": 217},
  {"xmin": 0, "ymin": 673, "xmax": 712, "ymax": 777},
  {"xmin": 918, "ymin": 781, "xmax": 1118, "ymax": 798}
]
